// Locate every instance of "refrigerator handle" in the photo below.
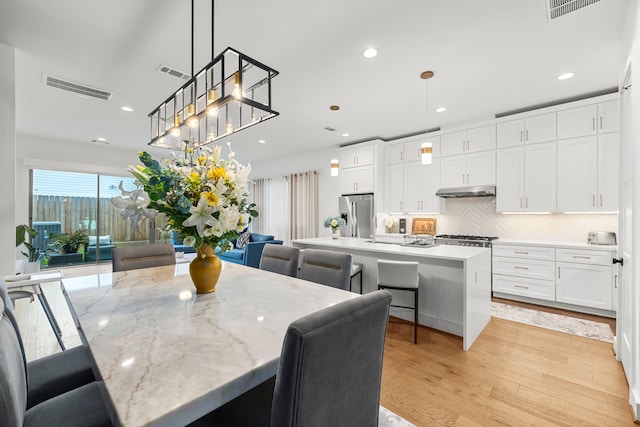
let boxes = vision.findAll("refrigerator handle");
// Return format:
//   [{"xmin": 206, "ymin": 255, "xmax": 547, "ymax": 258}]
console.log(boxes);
[{"xmin": 352, "ymin": 202, "xmax": 357, "ymax": 237}]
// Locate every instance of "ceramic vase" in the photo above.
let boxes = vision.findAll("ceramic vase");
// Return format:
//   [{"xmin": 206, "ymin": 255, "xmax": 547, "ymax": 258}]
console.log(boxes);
[{"xmin": 189, "ymin": 244, "xmax": 222, "ymax": 294}]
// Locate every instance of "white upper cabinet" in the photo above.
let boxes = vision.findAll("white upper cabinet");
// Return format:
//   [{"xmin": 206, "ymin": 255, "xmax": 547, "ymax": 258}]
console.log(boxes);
[
  {"xmin": 556, "ymin": 100, "xmax": 619, "ymax": 140},
  {"xmin": 496, "ymin": 142, "xmax": 556, "ymax": 212},
  {"xmin": 441, "ymin": 125, "xmax": 496, "ymax": 156},
  {"xmin": 341, "ymin": 165, "xmax": 374, "ymax": 195},
  {"xmin": 440, "ymin": 151, "xmax": 495, "ymax": 188},
  {"xmin": 556, "ymin": 133, "xmax": 619, "ymax": 212},
  {"xmin": 340, "ymin": 145, "xmax": 375, "ymax": 168},
  {"xmin": 496, "ymin": 113, "xmax": 557, "ymax": 148},
  {"xmin": 384, "ymin": 143, "xmax": 404, "ymax": 165},
  {"xmin": 403, "ymin": 160, "xmax": 442, "ymax": 213}
]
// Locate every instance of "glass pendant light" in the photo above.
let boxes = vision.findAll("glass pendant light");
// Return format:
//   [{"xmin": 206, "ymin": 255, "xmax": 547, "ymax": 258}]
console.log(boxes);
[
  {"xmin": 329, "ymin": 105, "xmax": 340, "ymax": 176},
  {"xmin": 421, "ymin": 71, "xmax": 434, "ymax": 165}
]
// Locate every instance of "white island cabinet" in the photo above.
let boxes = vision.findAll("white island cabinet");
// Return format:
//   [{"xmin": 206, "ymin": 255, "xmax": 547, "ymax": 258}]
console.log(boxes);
[{"xmin": 292, "ymin": 237, "xmax": 492, "ymax": 351}]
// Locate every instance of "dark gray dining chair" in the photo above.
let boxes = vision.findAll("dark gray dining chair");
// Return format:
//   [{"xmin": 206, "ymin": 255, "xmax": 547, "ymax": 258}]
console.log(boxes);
[
  {"xmin": 0, "ymin": 277, "xmax": 97, "ymax": 409},
  {"xmin": 189, "ymin": 290, "xmax": 392, "ymax": 427},
  {"xmin": 297, "ymin": 249, "xmax": 352, "ymax": 291},
  {"xmin": 259, "ymin": 245, "xmax": 300, "ymax": 277},
  {"xmin": 112, "ymin": 243, "xmax": 176, "ymax": 272},
  {"xmin": 0, "ymin": 297, "xmax": 113, "ymax": 427}
]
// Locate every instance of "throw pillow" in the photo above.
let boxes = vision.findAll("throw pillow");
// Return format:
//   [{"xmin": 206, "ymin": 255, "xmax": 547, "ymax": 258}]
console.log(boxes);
[{"xmin": 236, "ymin": 231, "xmax": 251, "ymax": 249}]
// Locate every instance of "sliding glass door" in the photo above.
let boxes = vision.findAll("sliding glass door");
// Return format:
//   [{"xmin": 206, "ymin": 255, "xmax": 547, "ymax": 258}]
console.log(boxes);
[{"xmin": 31, "ymin": 169, "xmax": 152, "ymax": 268}]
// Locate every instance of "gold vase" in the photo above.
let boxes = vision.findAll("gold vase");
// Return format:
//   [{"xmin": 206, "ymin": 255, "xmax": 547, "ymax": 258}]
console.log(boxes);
[{"xmin": 189, "ymin": 244, "xmax": 222, "ymax": 294}]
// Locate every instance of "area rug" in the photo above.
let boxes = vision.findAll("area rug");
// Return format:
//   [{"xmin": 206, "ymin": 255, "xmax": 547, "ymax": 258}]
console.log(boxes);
[
  {"xmin": 379, "ymin": 406, "xmax": 416, "ymax": 427},
  {"xmin": 491, "ymin": 302, "xmax": 614, "ymax": 343}
]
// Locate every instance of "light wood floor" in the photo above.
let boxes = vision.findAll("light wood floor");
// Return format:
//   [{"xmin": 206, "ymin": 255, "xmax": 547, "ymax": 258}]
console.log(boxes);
[{"xmin": 12, "ymin": 264, "xmax": 636, "ymax": 426}]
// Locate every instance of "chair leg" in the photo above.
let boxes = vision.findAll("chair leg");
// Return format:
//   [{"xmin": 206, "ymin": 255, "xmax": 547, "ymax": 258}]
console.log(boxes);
[
  {"xmin": 37, "ymin": 291, "xmax": 66, "ymax": 351},
  {"xmin": 414, "ymin": 288, "xmax": 418, "ymax": 345}
]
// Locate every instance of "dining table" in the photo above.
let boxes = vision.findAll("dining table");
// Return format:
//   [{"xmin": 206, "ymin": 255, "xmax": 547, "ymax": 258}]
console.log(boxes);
[{"xmin": 61, "ymin": 261, "xmax": 360, "ymax": 427}]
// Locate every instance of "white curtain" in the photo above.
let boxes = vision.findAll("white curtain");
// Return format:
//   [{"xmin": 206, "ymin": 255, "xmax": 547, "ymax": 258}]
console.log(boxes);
[
  {"xmin": 289, "ymin": 171, "xmax": 318, "ymax": 240},
  {"xmin": 250, "ymin": 178, "xmax": 271, "ymax": 234}
]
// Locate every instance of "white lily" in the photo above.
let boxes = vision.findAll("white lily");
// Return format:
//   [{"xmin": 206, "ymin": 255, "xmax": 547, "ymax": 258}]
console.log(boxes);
[
  {"xmin": 110, "ymin": 181, "xmax": 157, "ymax": 234},
  {"xmin": 183, "ymin": 197, "xmax": 218, "ymax": 237}
]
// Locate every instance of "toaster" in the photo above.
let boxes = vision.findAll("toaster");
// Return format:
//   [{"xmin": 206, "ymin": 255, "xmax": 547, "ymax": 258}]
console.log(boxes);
[{"xmin": 587, "ymin": 231, "xmax": 617, "ymax": 245}]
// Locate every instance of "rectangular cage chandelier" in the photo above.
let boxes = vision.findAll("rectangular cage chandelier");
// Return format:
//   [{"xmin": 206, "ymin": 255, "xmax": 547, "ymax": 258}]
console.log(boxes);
[{"xmin": 148, "ymin": 47, "xmax": 279, "ymax": 149}]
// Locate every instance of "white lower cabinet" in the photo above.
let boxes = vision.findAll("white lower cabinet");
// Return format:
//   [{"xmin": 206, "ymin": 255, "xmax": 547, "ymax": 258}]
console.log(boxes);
[
  {"xmin": 556, "ymin": 249, "xmax": 614, "ymax": 310},
  {"xmin": 492, "ymin": 243, "xmax": 616, "ymax": 314}
]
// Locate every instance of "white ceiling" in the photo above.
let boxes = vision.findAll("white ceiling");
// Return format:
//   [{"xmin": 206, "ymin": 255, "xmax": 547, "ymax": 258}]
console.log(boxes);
[{"xmin": 0, "ymin": 0, "xmax": 629, "ymax": 165}]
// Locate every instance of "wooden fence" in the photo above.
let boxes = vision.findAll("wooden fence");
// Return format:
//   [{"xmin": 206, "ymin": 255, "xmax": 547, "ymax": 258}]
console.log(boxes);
[{"xmin": 32, "ymin": 195, "xmax": 168, "ymax": 243}]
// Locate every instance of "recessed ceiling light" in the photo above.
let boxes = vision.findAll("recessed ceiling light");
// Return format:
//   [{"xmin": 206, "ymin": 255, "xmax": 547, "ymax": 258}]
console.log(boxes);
[
  {"xmin": 121, "ymin": 106, "xmax": 133, "ymax": 112},
  {"xmin": 361, "ymin": 48, "xmax": 378, "ymax": 59},
  {"xmin": 258, "ymin": 139, "xmax": 266, "ymax": 144},
  {"xmin": 435, "ymin": 107, "xmax": 447, "ymax": 113},
  {"xmin": 97, "ymin": 137, "xmax": 106, "ymax": 142},
  {"xmin": 557, "ymin": 72, "xmax": 574, "ymax": 80},
  {"xmin": 342, "ymin": 133, "xmax": 349, "ymax": 137}
]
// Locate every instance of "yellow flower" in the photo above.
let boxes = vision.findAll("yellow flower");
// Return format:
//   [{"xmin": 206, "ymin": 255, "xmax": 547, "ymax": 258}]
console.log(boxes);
[
  {"xmin": 207, "ymin": 167, "xmax": 227, "ymax": 182},
  {"xmin": 197, "ymin": 156, "xmax": 207, "ymax": 166},
  {"xmin": 203, "ymin": 191, "xmax": 219, "ymax": 206},
  {"xmin": 189, "ymin": 170, "xmax": 200, "ymax": 184}
]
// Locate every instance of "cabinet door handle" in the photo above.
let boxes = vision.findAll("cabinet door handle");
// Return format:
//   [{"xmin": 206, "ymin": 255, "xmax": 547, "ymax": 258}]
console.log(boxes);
[
  {"xmin": 462, "ymin": 174, "xmax": 465, "ymax": 184},
  {"xmin": 514, "ymin": 266, "xmax": 529, "ymax": 270},
  {"xmin": 615, "ymin": 274, "xmax": 618, "ymax": 289},
  {"xmin": 600, "ymin": 116, "xmax": 603, "ymax": 130},
  {"xmin": 514, "ymin": 284, "xmax": 529, "ymax": 289},
  {"xmin": 466, "ymin": 173, "xmax": 470, "ymax": 184},
  {"xmin": 520, "ymin": 197, "xmax": 523, "ymax": 209},
  {"xmin": 525, "ymin": 197, "xmax": 528, "ymax": 208},
  {"xmin": 462, "ymin": 141, "xmax": 465, "ymax": 152},
  {"xmin": 592, "ymin": 118, "xmax": 596, "ymax": 131},
  {"xmin": 592, "ymin": 194, "xmax": 595, "ymax": 207},
  {"xmin": 600, "ymin": 194, "xmax": 603, "ymax": 207},
  {"xmin": 514, "ymin": 251, "xmax": 529, "ymax": 254},
  {"xmin": 525, "ymin": 129, "xmax": 529, "ymax": 141},
  {"xmin": 520, "ymin": 130, "xmax": 523, "ymax": 142},
  {"xmin": 400, "ymin": 201, "xmax": 403, "ymax": 211},
  {"xmin": 558, "ymin": 267, "xmax": 561, "ymax": 279},
  {"xmin": 475, "ymin": 271, "xmax": 478, "ymax": 284},
  {"xmin": 467, "ymin": 140, "xmax": 470, "ymax": 151},
  {"xmin": 573, "ymin": 255, "xmax": 591, "ymax": 259},
  {"xmin": 400, "ymin": 152, "xmax": 403, "ymax": 161}
]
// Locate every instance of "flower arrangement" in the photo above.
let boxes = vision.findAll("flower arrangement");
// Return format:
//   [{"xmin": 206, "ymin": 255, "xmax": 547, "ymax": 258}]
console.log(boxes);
[
  {"xmin": 111, "ymin": 142, "xmax": 258, "ymax": 253},
  {"xmin": 323, "ymin": 216, "xmax": 346, "ymax": 233},
  {"xmin": 384, "ymin": 215, "xmax": 398, "ymax": 229}
]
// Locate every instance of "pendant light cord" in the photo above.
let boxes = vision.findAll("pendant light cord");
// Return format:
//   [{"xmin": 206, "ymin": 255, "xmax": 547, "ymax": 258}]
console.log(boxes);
[
  {"xmin": 211, "ymin": 0, "xmax": 215, "ymax": 59},
  {"xmin": 191, "ymin": 0, "xmax": 195, "ymax": 78}
]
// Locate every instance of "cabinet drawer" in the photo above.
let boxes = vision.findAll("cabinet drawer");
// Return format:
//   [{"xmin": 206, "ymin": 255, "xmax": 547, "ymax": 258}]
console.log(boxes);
[
  {"xmin": 492, "ymin": 274, "xmax": 555, "ymax": 301},
  {"xmin": 492, "ymin": 245, "xmax": 555, "ymax": 261},
  {"xmin": 492, "ymin": 257, "xmax": 555, "ymax": 281},
  {"xmin": 556, "ymin": 248, "xmax": 614, "ymax": 265}
]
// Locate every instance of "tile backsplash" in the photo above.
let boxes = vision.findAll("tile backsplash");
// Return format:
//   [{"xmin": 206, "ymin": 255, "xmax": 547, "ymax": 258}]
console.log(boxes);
[{"xmin": 379, "ymin": 197, "xmax": 618, "ymax": 244}]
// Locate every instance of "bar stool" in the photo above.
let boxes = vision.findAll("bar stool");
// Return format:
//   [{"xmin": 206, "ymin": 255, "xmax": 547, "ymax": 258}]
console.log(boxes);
[
  {"xmin": 350, "ymin": 263, "xmax": 363, "ymax": 294},
  {"xmin": 376, "ymin": 260, "xmax": 419, "ymax": 344}
]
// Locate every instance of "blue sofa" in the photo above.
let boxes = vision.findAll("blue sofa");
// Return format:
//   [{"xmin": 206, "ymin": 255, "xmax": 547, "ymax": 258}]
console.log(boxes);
[{"xmin": 218, "ymin": 233, "xmax": 283, "ymax": 268}]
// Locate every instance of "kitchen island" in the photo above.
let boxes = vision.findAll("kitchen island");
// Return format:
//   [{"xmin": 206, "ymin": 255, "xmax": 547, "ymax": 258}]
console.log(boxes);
[{"xmin": 292, "ymin": 237, "xmax": 492, "ymax": 350}]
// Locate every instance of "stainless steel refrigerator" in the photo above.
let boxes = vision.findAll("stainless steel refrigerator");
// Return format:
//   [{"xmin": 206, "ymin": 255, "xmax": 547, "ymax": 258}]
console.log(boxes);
[{"xmin": 339, "ymin": 193, "xmax": 374, "ymax": 238}]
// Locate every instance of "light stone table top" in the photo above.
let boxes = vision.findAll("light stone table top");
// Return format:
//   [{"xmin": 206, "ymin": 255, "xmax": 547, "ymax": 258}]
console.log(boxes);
[{"xmin": 62, "ymin": 262, "xmax": 359, "ymax": 427}]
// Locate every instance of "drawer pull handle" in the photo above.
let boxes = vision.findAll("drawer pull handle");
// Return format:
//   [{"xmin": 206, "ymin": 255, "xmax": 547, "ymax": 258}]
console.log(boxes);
[
  {"xmin": 514, "ymin": 266, "xmax": 529, "ymax": 270},
  {"xmin": 514, "ymin": 284, "xmax": 529, "ymax": 289},
  {"xmin": 572, "ymin": 256, "xmax": 591, "ymax": 259},
  {"xmin": 514, "ymin": 251, "xmax": 529, "ymax": 254}
]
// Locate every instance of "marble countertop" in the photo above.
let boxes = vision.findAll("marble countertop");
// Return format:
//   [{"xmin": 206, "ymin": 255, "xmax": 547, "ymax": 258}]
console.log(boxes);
[
  {"xmin": 62, "ymin": 262, "xmax": 358, "ymax": 427},
  {"xmin": 493, "ymin": 239, "xmax": 618, "ymax": 251},
  {"xmin": 292, "ymin": 237, "xmax": 490, "ymax": 261}
]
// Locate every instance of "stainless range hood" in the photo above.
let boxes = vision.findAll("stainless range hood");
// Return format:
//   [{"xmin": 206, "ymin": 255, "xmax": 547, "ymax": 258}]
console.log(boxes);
[{"xmin": 435, "ymin": 185, "xmax": 496, "ymax": 198}]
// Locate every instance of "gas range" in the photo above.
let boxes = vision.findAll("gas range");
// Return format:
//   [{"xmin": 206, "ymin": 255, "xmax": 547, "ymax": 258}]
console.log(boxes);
[{"xmin": 434, "ymin": 234, "xmax": 498, "ymax": 248}]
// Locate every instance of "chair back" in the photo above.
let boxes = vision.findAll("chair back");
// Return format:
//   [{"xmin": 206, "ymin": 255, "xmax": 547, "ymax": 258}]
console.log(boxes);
[
  {"xmin": 0, "ymin": 298, "xmax": 28, "ymax": 427},
  {"xmin": 0, "ymin": 278, "xmax": 12, "ymax": 313},
  {"xmin": 298, "ymin": 249, "xmax": 352, "ymax": 290},
  {"xmin": 377, "ymin": 260, "xmax": 419, "ymax": 289},
  {"xmin": 271, "ymin": 290, "xmax": 392, "ymax": 427},
  {"xmin": 259, "ymin": 245, "xmax": 300, "ymax": 277},
  {"xmin": 112, "ymin": 244, "xmax": 176, "ymax": 272}
]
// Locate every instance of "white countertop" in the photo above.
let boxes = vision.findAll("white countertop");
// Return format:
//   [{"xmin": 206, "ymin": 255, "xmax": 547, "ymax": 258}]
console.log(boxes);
[
  {"xmin": 493, "ymin": 239, "xmax": 618, "ymax": 251},
  {"xmin": 62, "ymin": 262, "xmax": 358, "ymax": 427},
  {"xmin": 292, "ymin": 237, "xmax": 490, "ymax": 261}
]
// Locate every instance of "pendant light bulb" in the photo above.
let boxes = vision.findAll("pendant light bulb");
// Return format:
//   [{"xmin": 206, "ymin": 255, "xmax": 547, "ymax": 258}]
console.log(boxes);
[
  {"xmin": 330, "ymin": 159, "xmax": 339, "ymax": 176},
  {"xmin": 232, "ymin": 73, "xmax": 242, "ymax": 99}
]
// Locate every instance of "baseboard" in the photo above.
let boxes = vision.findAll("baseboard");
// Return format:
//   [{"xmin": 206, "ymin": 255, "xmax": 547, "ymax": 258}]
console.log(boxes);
[{"xmin": 631, "ymin": 386, "xmax": 640, "ymax": 422}]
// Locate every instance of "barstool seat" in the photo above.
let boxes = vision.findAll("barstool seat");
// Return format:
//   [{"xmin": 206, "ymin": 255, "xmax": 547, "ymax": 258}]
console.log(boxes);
[
  {"xmin": 350, "ymin": 263, "xmax": 363, "ymax": 294},
  {"xmin": 376, "ymin": 260, "xmax": 419, "ymax": 344}
]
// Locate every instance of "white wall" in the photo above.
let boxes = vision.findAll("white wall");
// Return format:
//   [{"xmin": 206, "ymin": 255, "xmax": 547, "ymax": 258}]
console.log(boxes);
[
  {"xmin": 1, "ymin": 43, "xmax": 16, "ymax": 275},
  {"xmin": 250, "ymin": 146, "xmax": 342, "ymax": 244}
]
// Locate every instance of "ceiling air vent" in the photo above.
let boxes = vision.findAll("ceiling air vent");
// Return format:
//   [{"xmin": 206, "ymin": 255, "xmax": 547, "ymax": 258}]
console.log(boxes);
[
  {"xmin": 44, "ymin": 75, "xmax": 112, "ymax": 101},
  {"xmin": 158, "ymin": 64, "xmax": 191, "ymax": 80},
  {"xmin": 546, "ymin": 0, "xmax": 601, "ymax": 21}
]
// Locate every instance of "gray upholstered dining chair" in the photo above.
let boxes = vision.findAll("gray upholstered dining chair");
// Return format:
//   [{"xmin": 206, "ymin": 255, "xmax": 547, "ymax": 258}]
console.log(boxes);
[
  {"xmin": 0, "ymin": 277, "xmax": 97, "ymax": 410},
  {"xmin": 0, "ymin": 297, "xmax": 114, "ymax": 427},
  {"xmin": 259, "ymin": 245, "xmax": 300, "ymax": 277},
  {"xmin": 297, "ymin": 249, "xmax": 352, "ymax": 291},
  {"xmin": 188, "ymin": 290, "xmax": 392, "ymax": 427},
  {"xmin": 112, "ymin": 243, "xmax": 176, "ymax": 272}
]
